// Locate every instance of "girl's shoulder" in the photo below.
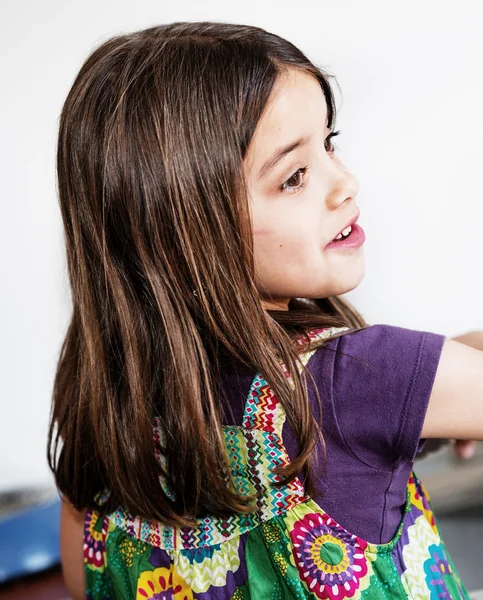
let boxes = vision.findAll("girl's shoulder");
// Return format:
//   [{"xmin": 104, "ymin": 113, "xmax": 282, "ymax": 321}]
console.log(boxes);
[
  {"xmin": 303, "ymin": 323, "xmax": 447, "ymax": 467},
  {"xmin": 301, "ymin": 321, "xmax": 447, "ymax": 361}
]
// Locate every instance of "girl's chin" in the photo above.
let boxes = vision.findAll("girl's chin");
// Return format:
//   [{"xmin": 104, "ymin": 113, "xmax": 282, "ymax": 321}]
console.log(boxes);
[{"xmin": 328, "ymin": 263, "xmax": 366, "ymax": 297}]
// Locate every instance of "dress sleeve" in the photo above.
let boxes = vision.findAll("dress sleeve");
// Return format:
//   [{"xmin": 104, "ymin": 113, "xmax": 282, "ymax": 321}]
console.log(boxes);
[{"xmin": 328, "ymin": 323, "xmax": 447, "ymax": 468}]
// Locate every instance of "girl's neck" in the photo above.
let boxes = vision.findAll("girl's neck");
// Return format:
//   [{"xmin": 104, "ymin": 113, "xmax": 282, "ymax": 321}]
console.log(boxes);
[{"xmin": 261, "ymin": 298, "xmax": 291, "ymax": 311}]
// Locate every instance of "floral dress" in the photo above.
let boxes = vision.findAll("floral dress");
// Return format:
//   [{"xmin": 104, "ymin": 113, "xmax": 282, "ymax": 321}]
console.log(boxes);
[{"xmin": 84, "ymin": 326, "xmax": 470, "ymax": 599}]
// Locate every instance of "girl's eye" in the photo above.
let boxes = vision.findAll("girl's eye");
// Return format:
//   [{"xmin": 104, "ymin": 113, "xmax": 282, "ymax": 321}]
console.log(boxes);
[
  {"xmin": 280, "ymin": 166, "xmax": 309, "ymax": 194},
  {"xmin": 280, "ymin": 130, "xmax": 341, "ymax": 194},
  {"xmin": 325, "ymin": 129, "xmax": 340, "ymax": 153}
]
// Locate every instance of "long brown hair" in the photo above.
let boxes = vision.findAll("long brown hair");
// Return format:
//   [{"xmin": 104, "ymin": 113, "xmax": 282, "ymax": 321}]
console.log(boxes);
[{"xmin": 47, "ymin": 21, "xmax": 369, "ymax": 528}]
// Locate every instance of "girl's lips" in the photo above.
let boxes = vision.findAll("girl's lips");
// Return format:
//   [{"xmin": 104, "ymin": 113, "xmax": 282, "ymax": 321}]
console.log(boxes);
[{"xmin": 326, "ymin": 223, "xmax": 365, "ymax": 250}]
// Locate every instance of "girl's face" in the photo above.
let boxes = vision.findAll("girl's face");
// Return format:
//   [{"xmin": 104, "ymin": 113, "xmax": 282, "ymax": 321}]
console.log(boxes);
[{"xmin": 244, "ymin": 69, "xmax": 365, "ymax": 311}]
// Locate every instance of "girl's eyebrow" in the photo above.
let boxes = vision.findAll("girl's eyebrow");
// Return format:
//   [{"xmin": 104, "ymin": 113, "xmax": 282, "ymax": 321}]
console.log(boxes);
[
  {"xmin": 258, "ymin": 133, "xmax": 312, "ymax": 182},
  {"xmin": 257, "ymin": 114, "xmax": 331, "ymax": 182}
]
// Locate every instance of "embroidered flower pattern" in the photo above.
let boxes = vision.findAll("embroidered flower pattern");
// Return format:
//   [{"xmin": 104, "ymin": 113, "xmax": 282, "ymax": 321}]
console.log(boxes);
[
  {"xmin": 408, "ymin": 474, "xmax": 438, "ymax": 534},
  {"xmin": 173, "ymin": 536, "xmax": 243, "ymax": 595},
  {"xmin": 289, "ymin": 511, "xmax": 372, "ymax": 600},
  {"xmin": 84, "ymin": 510, "xmax": 109, "ymax": 572},
  {"xmin": 423, "ymin": 543, "xmax": 453, "ymax": 598},
  {"xmin": 136, "ymin": 566, "xmax": 192, "ymax": 600}
]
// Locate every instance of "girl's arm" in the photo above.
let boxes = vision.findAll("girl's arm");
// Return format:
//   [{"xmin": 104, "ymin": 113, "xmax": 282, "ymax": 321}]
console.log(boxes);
[
  {"xmin": 421, "ymin": 332, "xmax": 483, "ymax": 440},
  {"xmin": 60, "ymin": 498, "xmax": 86, "ymax": 600},
  {"xmin": 451, "ymin": 330, "xmax": 483, "ymax": 351},
  {"xmin": 448, "ymin": 330, "xmax": 483, "ymax": 458}
]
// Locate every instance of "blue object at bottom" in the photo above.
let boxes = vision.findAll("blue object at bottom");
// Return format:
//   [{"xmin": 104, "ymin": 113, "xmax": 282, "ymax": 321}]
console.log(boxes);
[{"xmin": 0, "ymin": 494, "xmax": 61, "ymax": 583}]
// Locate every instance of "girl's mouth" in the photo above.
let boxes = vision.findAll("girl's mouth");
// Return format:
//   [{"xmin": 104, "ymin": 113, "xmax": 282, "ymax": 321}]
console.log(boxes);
[{"xmin": 326, "ymin": 224, "xmax": 366, "ymax": 250}]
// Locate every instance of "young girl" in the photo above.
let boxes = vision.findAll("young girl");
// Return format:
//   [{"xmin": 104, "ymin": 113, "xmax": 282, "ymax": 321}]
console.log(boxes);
[{"xmin": 48, "ymin": 21, "xmax": 483, "ymax": 600}]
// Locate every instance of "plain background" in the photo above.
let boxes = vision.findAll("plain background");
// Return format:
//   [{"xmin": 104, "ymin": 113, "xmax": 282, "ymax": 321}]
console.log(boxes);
[{"xmin": 1, "ymin": 1, "xmax": 482, "ymax": 493}]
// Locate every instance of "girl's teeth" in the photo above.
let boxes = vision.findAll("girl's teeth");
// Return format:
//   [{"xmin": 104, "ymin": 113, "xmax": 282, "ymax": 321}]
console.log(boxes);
[{"xmin": 334, "ymin": 225, "xmax": 352, "ymax": 240}]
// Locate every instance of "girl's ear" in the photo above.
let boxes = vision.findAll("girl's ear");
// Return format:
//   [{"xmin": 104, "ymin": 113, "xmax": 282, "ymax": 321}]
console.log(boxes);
[{"xmin": 60, "ymin": 499, "xmax": 86, "ymax": 600}]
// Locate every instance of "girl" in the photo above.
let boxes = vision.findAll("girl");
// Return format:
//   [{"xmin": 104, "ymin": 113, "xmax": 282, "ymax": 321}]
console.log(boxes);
[{"xmin": 48, "ymin": 21, "xmax": 483, "ymax": 599}]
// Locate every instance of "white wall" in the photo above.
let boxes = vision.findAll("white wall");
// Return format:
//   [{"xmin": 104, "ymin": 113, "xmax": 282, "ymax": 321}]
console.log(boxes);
[{"xmin": 1, "ymin": 0, "xmax": 482, "ymax": 491}]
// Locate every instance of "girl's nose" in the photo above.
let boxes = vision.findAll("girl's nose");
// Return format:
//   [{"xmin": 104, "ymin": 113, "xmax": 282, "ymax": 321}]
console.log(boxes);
[{"xmin": 325, "ymin": 166, "xmax": 359, "ymax": 210}]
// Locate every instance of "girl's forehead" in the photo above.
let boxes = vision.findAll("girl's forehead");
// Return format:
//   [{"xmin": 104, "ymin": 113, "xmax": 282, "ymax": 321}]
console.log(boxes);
[
  {"xmin": 266, "ymin": 73, "xmax": 327, "ymax": 132},
  {"xmin": 245, "ymin": 71, "xmax": 329, "ymax": 176}
]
